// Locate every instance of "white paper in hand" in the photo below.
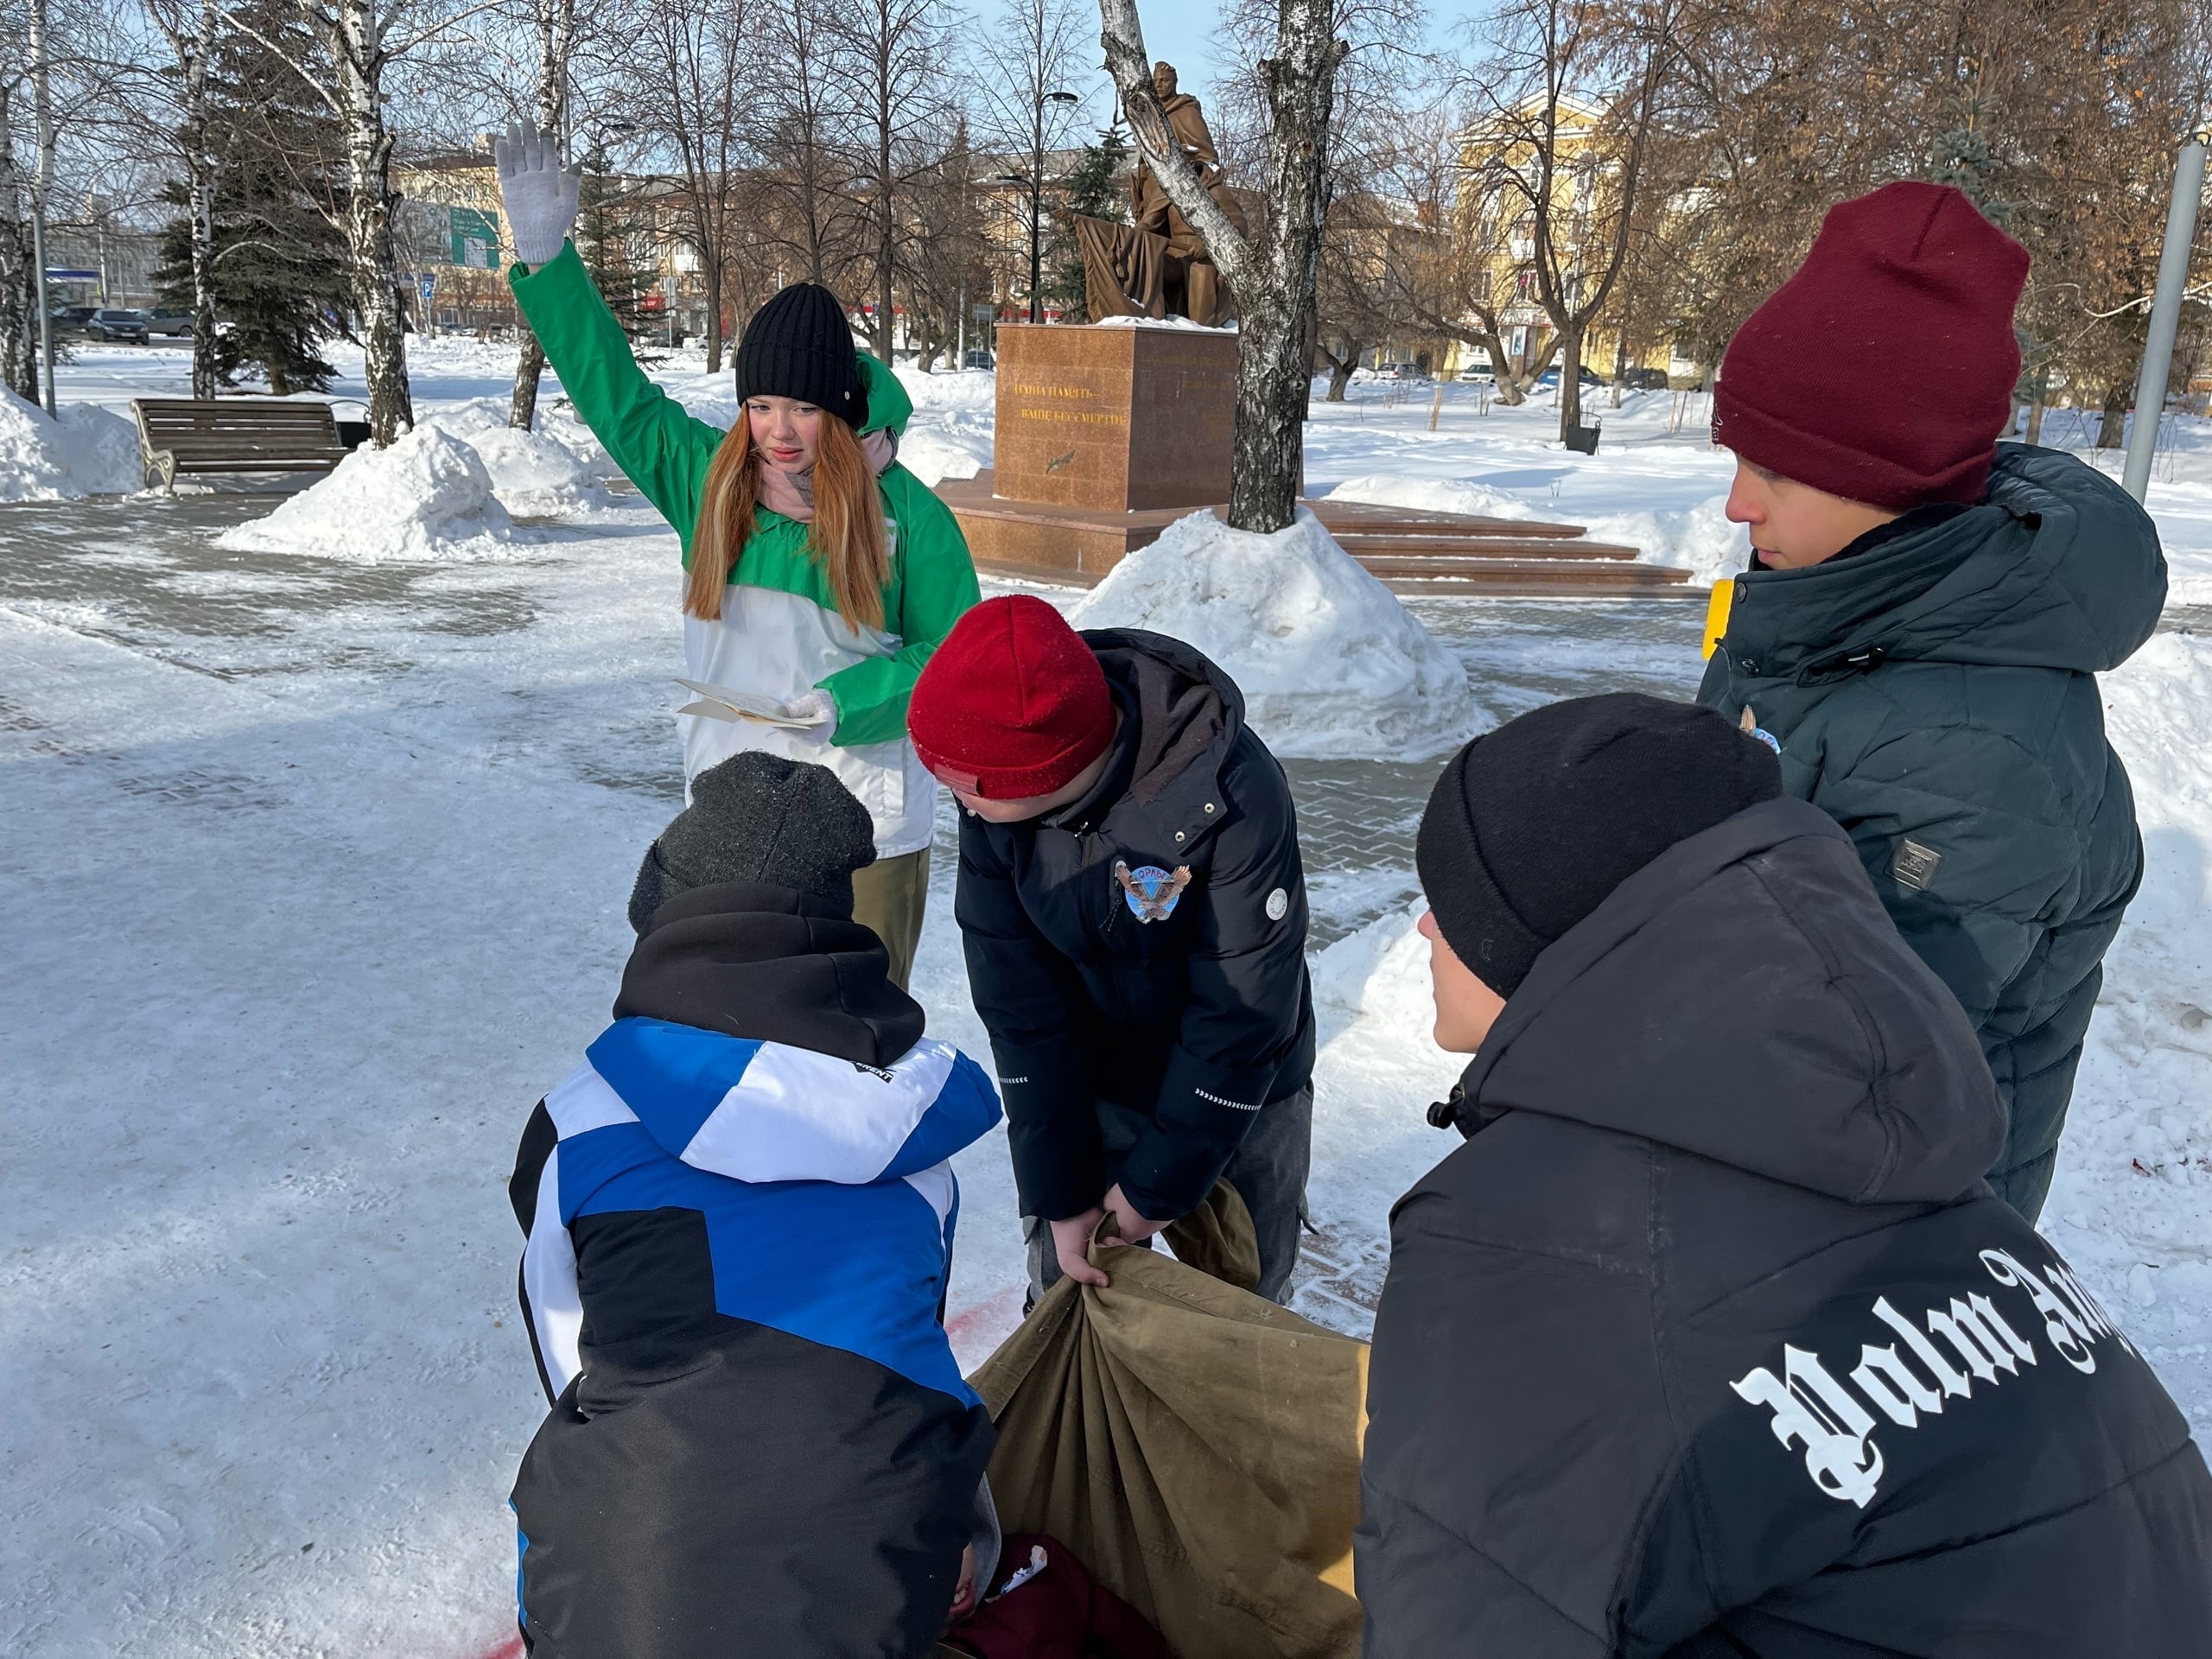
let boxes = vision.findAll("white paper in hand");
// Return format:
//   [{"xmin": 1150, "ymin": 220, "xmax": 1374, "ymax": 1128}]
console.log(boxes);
[{"xmin": 675, "ymin": 677, "xmax": 831, "ymax": 728}]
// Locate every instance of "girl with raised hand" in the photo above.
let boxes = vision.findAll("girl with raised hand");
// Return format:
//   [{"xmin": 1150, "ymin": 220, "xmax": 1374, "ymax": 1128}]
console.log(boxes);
[{"xmin": 493, "ymin": 119, "xmax": 980, "ymax": 988}]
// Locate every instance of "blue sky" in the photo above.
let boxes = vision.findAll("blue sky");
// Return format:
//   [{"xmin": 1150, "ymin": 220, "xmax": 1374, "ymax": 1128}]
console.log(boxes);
[{"xmin": 1045, "ymin": 3, "xmax": 1479, "ymax": 128}]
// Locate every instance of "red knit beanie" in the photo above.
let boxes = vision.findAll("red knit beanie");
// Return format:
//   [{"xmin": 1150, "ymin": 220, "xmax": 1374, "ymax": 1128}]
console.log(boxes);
[
  {"xmin": 908, "ymin": 594, "xmax": 1116, "ymax": 798},
  {"xmin": 1713, "ymin": 181, "xmax": 2030, "ymax": 510}
]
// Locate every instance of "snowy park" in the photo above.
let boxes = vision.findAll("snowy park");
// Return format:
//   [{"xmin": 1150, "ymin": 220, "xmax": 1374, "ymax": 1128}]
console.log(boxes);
[{"xmin": 3, "ymin": 334, "xmax": 2210, "ymax": 1655}]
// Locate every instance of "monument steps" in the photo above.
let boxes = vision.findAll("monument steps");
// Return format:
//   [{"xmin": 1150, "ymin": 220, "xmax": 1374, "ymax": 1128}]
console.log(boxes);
[{"xmin": 938, "ymin": 471, "xmax": 1692, "ymax": 597}]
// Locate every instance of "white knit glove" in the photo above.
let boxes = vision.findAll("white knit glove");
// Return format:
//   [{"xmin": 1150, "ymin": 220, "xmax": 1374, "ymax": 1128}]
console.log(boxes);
[
  {"xmin": 785, "ymin": 689, "xmax": 836, "ymax": 728},
  {"xmin": 492, "ymin": 118, "xmax": 581, "ymax": 268}
]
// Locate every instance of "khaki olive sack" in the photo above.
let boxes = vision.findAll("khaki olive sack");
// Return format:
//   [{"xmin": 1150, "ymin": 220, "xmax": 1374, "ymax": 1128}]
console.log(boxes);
[{"xmin": 969, "ymin": 1183, "xmax": 1368, "ymax": 1659}]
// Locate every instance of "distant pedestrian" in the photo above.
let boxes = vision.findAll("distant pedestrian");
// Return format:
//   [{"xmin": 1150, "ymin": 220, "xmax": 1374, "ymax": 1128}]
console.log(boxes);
[
  {"xmin": 510, "ymin": 752, "xmax": 999, "ymax": 1657},
  {"xmin": 494, "ymin": 119, "xmax": 980, "ymax": 987},
  {"xmin": 1699, "ymin": 179, "xmax": 2165, "ymax": 1218},
  {"xmin": 1358, "ymin": 693, "xmax": 2212, "ymax": 1658},
  {"xmin": 906, "ymin": 595, "xmax": 1314, "ymax": 1304}
]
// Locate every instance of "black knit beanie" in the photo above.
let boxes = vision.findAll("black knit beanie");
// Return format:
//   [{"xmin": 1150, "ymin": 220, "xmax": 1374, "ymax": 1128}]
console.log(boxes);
[
  {"xmin": 1415, "ymin": 693, "xmax": 1782, "ymax": 998},
  {"xmin": 734, "ymin": 282, "xmax": 866, "ymax": 425},
  {"xmin": 628, "ymin": 752, "xmax": 877, "ymax": 935}
]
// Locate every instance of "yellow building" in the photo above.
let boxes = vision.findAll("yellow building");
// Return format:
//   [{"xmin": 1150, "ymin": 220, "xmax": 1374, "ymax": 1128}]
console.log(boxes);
[{"xmin": 1446, "ymin": 93, "xmax": 1698, "ymax": 386}]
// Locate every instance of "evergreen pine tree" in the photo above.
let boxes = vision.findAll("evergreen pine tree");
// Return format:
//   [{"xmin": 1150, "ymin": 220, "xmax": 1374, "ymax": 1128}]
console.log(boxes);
[
  {"xmin": 153, "ymin": 0, "xmax": 349, "ymax": 395},
  {"xmin": 1047, "ymin": 122, "xmax": 1130, "ymax": 323},
  {"xmin": 575, "ymin": 156, "xmax": 652, "ymax": 342}
]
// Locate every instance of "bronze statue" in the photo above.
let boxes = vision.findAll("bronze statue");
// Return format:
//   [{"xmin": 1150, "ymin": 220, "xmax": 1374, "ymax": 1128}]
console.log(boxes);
[{"xmin": 1074, "ymin": 63, "xmax": 1248, "ymax": 327}]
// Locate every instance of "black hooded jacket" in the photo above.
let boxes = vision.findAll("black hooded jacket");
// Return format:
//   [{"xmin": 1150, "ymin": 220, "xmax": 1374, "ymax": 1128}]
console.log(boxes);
[
  {"xmin": 957, "ymin": 629, "xmax": 1315, "ymax": 1224},
  {"xmin": 1357, "ymin": 798, "xmax": 2212, "ymax": 1657}
]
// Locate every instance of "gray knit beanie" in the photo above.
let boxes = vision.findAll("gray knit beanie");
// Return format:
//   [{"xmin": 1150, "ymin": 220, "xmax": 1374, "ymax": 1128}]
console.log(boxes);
[{"xmin": 628, "ymin": 752, "xmax": 877, "ymax": 934}]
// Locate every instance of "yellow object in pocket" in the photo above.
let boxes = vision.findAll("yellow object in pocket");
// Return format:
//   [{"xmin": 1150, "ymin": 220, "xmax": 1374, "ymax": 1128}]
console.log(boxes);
[{"xmin": 1702, "ymin": 578, "xmax": 1735, "ymax": 661}]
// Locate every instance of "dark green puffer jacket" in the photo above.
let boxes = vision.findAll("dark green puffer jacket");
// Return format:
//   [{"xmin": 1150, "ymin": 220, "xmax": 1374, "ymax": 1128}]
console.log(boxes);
[{"xmin": 1698, "ymin": 443, "xmax": 2165, "ymax": 1221}]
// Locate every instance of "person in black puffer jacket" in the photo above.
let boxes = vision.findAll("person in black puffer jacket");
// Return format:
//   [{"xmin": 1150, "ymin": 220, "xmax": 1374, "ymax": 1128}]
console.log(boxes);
[
  {"xmin": 907, "ymin": 595, "xmax": 1314, "ymax": 1306},
  {"xmin": 1357, "ymin": 694, "xmax": 2212, "ymax": 1658}
]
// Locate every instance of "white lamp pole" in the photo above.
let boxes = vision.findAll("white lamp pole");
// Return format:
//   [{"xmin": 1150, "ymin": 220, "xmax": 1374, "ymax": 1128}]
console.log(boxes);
[{"xmin": 2121, "ymin": 127, "xmax": 2209, "ymax": 503}]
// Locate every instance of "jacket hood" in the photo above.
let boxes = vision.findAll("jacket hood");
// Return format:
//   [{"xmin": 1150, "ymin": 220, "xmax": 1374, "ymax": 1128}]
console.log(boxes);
[
  {"xmin": 854, "ymin": 350, "xmax": 912, "ymax": 440},
  {"xmin": 1459, "ymin": 798, "xmax": 2004, "ymax": 1204},
  {"xmin": 1731, "ymin": 443, "xmax": 2165, "ymax": 681},
  {"xmin": 1083, "ymin": 626, "xmax": 1246, "ymax": 805},
  {"xmin": 617, "ymin": 879, "xmax": 923, "ymax": 1067}
]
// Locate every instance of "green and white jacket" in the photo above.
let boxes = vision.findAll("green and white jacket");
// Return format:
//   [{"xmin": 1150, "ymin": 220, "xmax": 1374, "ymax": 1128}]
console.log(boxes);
[{"xmin": 510, "ymin": 242, "xmax": 981, "ymax": 857}]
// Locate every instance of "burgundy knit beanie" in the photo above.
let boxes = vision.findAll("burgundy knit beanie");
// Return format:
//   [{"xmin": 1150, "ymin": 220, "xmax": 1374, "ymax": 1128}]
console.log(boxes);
[
  {"xmin": 1713, "ymin": 181, "xmax": 2030, "ymax": 510},
  {"xmin": 908, "ymin": 595, "xmax": 1116, "ymax": 799}
]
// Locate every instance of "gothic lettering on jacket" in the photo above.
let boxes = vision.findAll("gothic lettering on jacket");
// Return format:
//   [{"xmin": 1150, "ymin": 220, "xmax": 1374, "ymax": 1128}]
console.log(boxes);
[{"xmin": 1732, "ymin": 1245, "xmax": 2134, "ymax": 1508}]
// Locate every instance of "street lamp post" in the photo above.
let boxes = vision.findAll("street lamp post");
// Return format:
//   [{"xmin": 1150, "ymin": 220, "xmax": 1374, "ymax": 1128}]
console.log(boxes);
[
  {"xmin": 2121, "ymin": 124, "xmax": 2209, "ymax": 503},
  {"xmin": 1005, "ymin": 88, "xmax": 1080, "ymax": 325}
]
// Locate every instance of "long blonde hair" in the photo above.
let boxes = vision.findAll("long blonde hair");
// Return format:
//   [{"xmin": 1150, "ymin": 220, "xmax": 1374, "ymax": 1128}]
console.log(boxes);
[{"xmin": 687, "ymin": 410, "xmax": 889, "ymax": 631}]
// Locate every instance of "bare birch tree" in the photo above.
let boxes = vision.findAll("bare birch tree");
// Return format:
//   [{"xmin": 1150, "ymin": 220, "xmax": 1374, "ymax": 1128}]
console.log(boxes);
[
  {"xmin": 829, "ymin": 0, "xmax": 957, "ymax": 361},
  {"xmin": 969, "ymin": 0, "xmax": 1091, "ymax": 322},
  {"xmin": 139, "ymin": 0, "xmax": 224, "ymax": 398},
  {"xmin": 632, "ymin": 0, "xmax": 749, "ymax": 370},
  {"xmin": 749, "ymin": 0, "xmax": 859, "ymax": 290},
  {"xmin": 1098, "ymin": 0, "xmax": 1346, "ymax": 531},
  {"xmin": 506, "ymin": 0, "xmax": 575, "ymax": 424},
  {"xmin": 1461, "ymin": 0, "xmax": 1683, "ymax": 438},
  {"xmin": 219, "ymin": 0, "xmax": 499, "ymax": 442}
]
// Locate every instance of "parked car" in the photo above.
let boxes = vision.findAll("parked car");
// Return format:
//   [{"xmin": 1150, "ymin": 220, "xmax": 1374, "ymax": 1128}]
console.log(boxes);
[
  {"xmin": 1618, "ymin": 366, "xmax": 1669, "ymax": 391},
  {"xmin": 85, "ymin": 308, "xmax": 150, "ymax": 343},
  {"xmin": 48, "ymin": 304, "xmax": 97, "ymax": 335},
  {"xmin": 1376, "ymin": 361, "xmax": 1428, "ymax": 381},
  {"xmin": 1533, "ymin": 365, "xmax": 1607, "ymax": 390},
  {"xmin": 146, "ymin": 308, "xmax": 194, "ymax": 337},
  {"xmin": 962, "ymin": 347, "xmax": 995, "ymax": 371}
]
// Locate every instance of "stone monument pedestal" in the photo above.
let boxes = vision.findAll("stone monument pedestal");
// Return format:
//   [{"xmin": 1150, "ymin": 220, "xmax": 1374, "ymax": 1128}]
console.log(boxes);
[
  {"xmin": 932, "ymin": 321, "xmax": 1690, "ymax": 596},
  {"xmin": 940, "ymin": 322, "xmax": 1237, "ymax": 580}
]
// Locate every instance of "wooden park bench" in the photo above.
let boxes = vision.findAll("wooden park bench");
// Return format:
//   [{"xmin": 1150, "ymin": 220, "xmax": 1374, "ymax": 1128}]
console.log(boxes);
[{"xmin": 130, "ymin": 398, "xmax": 356, "ymax": 490}]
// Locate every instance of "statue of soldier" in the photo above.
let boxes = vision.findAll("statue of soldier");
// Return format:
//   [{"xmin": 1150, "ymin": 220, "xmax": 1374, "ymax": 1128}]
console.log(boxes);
[{"xmin": 1074, "ymin": 62, "xmax": 1248, "ymax": 327}]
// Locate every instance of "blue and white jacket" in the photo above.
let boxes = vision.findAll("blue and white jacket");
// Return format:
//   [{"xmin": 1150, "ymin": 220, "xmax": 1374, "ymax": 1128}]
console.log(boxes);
[
  {"xmin": 515, "ymin": 1014, "xmax": 1001, "ymax": 1405},
  {"xmin": 507, "ymin": 880, "xmax": 1005, "ymax": 1659}
]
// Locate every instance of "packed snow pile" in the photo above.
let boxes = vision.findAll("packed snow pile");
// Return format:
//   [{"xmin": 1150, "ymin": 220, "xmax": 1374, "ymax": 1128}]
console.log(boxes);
[
  {"xmin": 1067, "ymin": 507, "xmax": 1477, "ymax": 760},
  {"xmin": 1325, "ymin": 474, "xmax": 1540, "ymax": 524},
  {"xmin": 2045, "ymin": 632, "xmax": 2212, "ymax": 1287},
  {"xmin": 896, "ymin": 417, "xmax": 992, "ymax": 486},
  {"xmin": 0, "ymin": 389, "xmax": 143, "ymax": 499},
  {"xmin": 1311, "ymin": 903, "xmax": 1439, "ymax": 1046},
  {"xmin": 412, "ymin": 397, "xmax": 622, "ymax": 517},
  {"xmin": 217, "ymin": 424, "xmax": 516, "ymax": 561},
  {"xmin": 1585, "ymin": 493, "xmax": 1744, "ymax": 588}
]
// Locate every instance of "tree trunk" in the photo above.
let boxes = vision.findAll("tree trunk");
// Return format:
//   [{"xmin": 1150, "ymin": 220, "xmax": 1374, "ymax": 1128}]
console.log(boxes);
[
  {"xmin": 512, "ymin": 0, "xmax": 572, "ymax": 428},
  {"xmin": 1610, "ymin": 333, "xmax": 1625, "ymax": 409},
  {"xmin": 511, "ymin": 332, "xmax": 546, "ymax": 428},
  {"xmin": 2096, "ymin": 388, "xmax": 2126, "ymax": 449},
  {"xmin": 874, "ymin": 112, "xmax": 896, "ymax": 362},
  {"xmin": 703, "ymin": 261, "xmax": 724, "ymax": 373},
  {"xmin": 2024, "ymin": 398, "xmax": 2044, "ymax": 446},
  {"xmin": 29, "ymin": 0, "xmax": 55, "ymax": 413},
  {"xmin": 1322, "ymin": 342, "xmax": 1358, "ymax": 400},
  {"xmin": 1557, "ymin": 320, "xmax": 1584, "ymax": 437},
  {"xmin": 334, "ymin": 0, "xmax": 411, "ymax": 444},
  {"xmin": 0, "ymin": 76, "xmax": 36, "ymax": 402},
  {"xmin": 181, "ymin": 0, "xmax": 221, "ymax": 403}
]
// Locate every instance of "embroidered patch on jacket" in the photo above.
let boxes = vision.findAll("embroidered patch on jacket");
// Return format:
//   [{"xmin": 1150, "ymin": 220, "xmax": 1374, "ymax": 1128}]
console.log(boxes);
[
  {"xmin": 1891, "ymin": 838, "xmax": 1943, "ymax": 892},
  {"xmin": 1265, "ymin": 887, "xmax": 1289, "ymax": 921},
  {"xmin": 1114, "ymin": 860, "xmax": 1191, "ymax": 922}
]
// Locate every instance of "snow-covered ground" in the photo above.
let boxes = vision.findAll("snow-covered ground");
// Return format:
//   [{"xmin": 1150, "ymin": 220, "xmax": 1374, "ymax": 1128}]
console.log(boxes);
[{"xmin": 4, "ymin": 337, "xmax": 2210, "ymax": 1657}]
